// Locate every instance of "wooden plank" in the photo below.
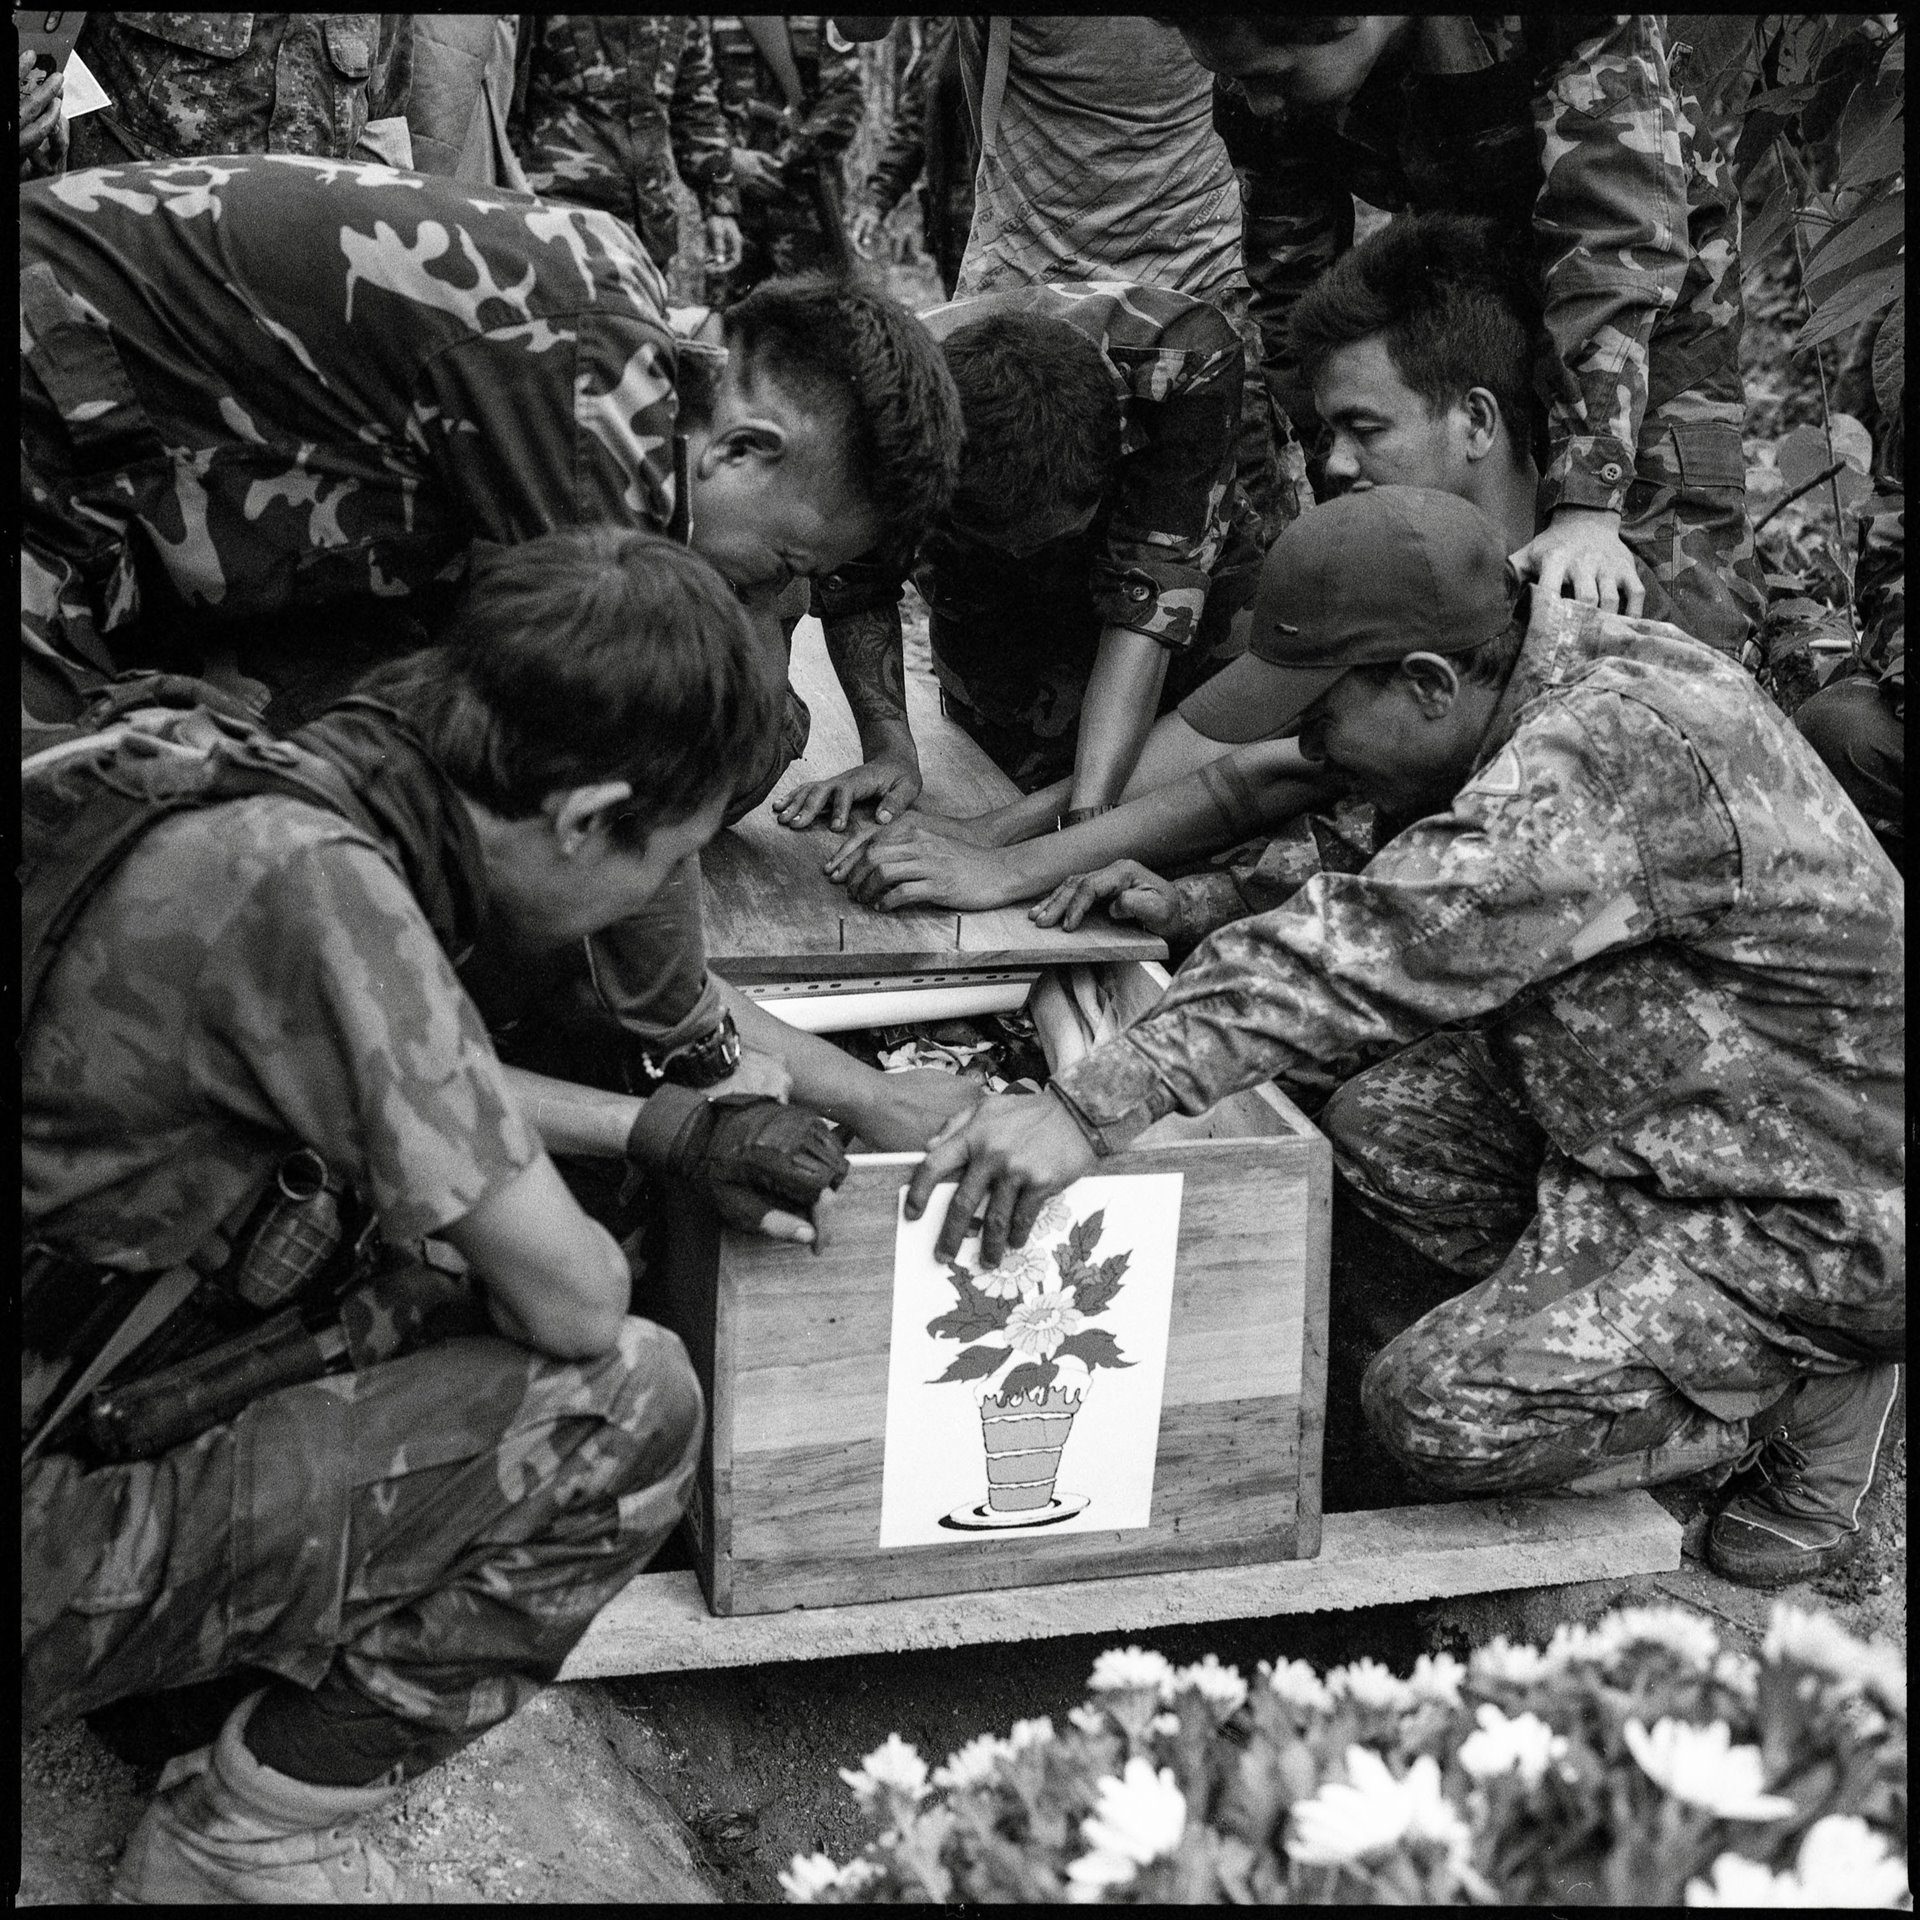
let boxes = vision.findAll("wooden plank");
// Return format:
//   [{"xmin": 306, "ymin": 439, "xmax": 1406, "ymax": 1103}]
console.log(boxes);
[
  {"xmin": 723, "ymin": 1396, "xmax": 1302, "ymax": 1613},
  {"xmin": 702, "ymin": 618, "xmax": 1166, "ymax": 981},
  {"xmin": 558, "ymin": 1491, "xmax": 1680, "ymax": 1677}
]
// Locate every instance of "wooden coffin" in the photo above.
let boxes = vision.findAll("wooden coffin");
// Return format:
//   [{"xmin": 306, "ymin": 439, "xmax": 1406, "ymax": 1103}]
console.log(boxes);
[{"xmin": 650, "ymin": 959, "xmax": 1331, "ymax": 1617}]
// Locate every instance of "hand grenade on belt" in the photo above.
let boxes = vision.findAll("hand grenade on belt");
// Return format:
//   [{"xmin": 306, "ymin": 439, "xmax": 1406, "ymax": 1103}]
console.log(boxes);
[{"xmin": 233, "ymin": 1147, "xmax": 343, "ymax": 1310}]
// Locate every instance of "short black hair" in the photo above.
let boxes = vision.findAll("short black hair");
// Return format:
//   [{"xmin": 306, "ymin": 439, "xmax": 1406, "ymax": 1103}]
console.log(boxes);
[
  {"xmin": 722, "ymin": 273, "xmax": 964, "ymax": 553},
  {"xmin": 1288, "ymin": 213, "xmax": 1545, "ymax": 463},
  {"xmin": 357, "ymin": 528, "xmax": 777, "ymax": 838},
  {"xmin": 941, "ymin": 311, "xmax": 1123, "ymax": 536}
]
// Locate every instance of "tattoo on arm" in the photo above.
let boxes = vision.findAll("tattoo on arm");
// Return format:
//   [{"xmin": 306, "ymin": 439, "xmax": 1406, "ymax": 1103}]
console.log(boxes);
[{"xmin": 824, "ymin": 605, "xmax": 910, "ymax": 740}]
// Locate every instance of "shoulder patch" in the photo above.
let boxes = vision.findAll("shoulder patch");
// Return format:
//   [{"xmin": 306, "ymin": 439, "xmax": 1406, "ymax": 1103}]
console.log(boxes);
[{"xmin": 1475, "ymin": 746, "xmax": 1524, "ymax": 797}]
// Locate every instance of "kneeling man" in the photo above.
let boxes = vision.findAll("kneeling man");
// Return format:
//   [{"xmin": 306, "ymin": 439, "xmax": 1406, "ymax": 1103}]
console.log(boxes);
[{"xmin": 910, "ymin": 486, "xmax": 1904, "ymax": 1590}]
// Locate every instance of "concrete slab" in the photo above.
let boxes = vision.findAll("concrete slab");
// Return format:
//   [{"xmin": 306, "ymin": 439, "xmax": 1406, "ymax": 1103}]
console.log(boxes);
[{"xmin": 561, "ymin": 1490, "xmax": 1678, "ymax": 1677}]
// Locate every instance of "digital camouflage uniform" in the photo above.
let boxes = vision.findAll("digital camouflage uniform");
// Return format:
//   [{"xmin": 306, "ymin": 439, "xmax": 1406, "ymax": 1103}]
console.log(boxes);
[
  {"xmin": 512, "ymin": 16, "xmax": 739, "ymax": 272},
  {"xmin": 20, "ymin": 154, "xmax": 731, "ymax": 1072},
  {"xmin": 709, "ymin": 14, "xmax": 863, "ymax": 290},
  {"xmin": 1051, "ymin": 596, "xmax": 1904, "ymax": 1496},
  {"xmin": 952, "ymin": 15, "xmax": 1295, "ymax": 540},
  {"xmin": 861, "ymin": 17, "xmax": 976, "ymax": 299},
  {"xmin": 1218, "ymin": 14, "xmax": 1767, "ymax": 658},
  {"xmin": 66, "ymin": 12, "xmax": 413, "ymax": 171},
  {"xmin": 22, "ymin": 747, "xmax": 702, "ymax": 1741},
  {"xmin": 815, "ymin": 281, "xmax": 1262, "ymax": 792}
]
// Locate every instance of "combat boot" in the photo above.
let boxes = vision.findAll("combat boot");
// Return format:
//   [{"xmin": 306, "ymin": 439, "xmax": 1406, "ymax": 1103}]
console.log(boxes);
[
  {"xmin": 111, "ymin": 1689, "xmax": 414, "ymax": 1903},
  {"xmin": 1708, "ymin": 1362, "xmax": 1904, "ymax": 1589}
]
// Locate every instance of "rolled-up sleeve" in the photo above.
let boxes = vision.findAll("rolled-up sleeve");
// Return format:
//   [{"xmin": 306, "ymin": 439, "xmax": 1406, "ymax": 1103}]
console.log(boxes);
[
  {"xmin": 1091, "ymin": 301, "xmax": 1244, "ymax": 650},
  {"xmin": 1531, "ymin": 16, "xmax": 1691, "ymax": 517}
]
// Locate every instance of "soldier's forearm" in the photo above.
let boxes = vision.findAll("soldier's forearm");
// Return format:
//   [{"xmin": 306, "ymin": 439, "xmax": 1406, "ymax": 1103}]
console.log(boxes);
[
  {"xmin": 501, "ymin": 1065, "xmax": 639, "ymax": 1159},
  {"xmin": 1069, "ymin": 626, "xmax": 1173, "ymax": 815},
  {"xmin": 823, "ymin": 605, "xmax": 917, "ymax": 764}
]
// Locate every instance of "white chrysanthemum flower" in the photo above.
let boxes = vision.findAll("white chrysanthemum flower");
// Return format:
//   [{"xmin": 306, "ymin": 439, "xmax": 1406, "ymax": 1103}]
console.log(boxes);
[
  {"xmin": 1470, "ymin": 1636, "xmax": 1552, "ymax": 1687},
  {"xmin": 1170, "ymin": 1654, "xmax": 1248, "ymax": 1716},
  {"xmin": 932, "ymin": 1732, "xmax": 1009, "ymax": 1792},
  {"xmin": 1064, "ymin": 1847, "xmax": 1138, "ymax": 1902},
  {"xmin": 779, "ymin": 1852, "xmax": 848, "ymax": 1901},
  {"xmin": 1008, "ymin": 1716, "xmax": 1055, "ymax": 1752},
  {"xmin": 1287, "ymin": 1747, "xmax": 1468, "ymax": 1875},
  {"xmin": 838, "ymin": 1732, "xmax": 929, "ymax": 1809},
  {"xmin": 1148, "ymin": 1711, "xmax": 1181, "ymax": 1737},
  {"xmin": 1032, "ymin": 1197, "xmax": 1075, "ymax": 1241},
  {"xmin": 1003, "ymin": 1286, "xmax": 1087, "ymax": 1361},
  {"xmin": 1265, "ymin": 1658, "xmax": 1332, "ymax": 1716},
  {"xmin": 1790, "ymin": 1814, "xmax": 1910, "ymax": 1906},
  {"xmin": 1456, "ymin": 1703, "xmax": 1568, "ymax": 1788},
  {"xmin": 968, "ymin": 1238, "xmax": 1054, "ymax": 1300},
  {"xmin": 1328, "ymin": 1656, "xmax": 1415, "ymax": 1713},
  {"xmin": 1068, "ymin": 1703, "xmax": 1109, "ymax": 1736},
  {"xmin": 1602, "ymin": 1604, "xmax": 1720, "ymax": 1669},
  {"xmin": 1089, "ymin": 1646, "xmax": 1177, "ymax": 1696},
  {"xmin": 1543, "ymin": 1619, "xmax": 1610, "ymax": 1671},
  {"xmin": 1686, "ymin": 1816, "xmax": 1910, "ymax": 1908},
  {"xmin": 1078, "ymin": 1757, "xmax": 1188, "ymax": 1867},
  {"xmin": 1623, "ymin": 1718, "xmax": 1796, "ymax": 1821},
  {"xmin": 1764, "ymin": 1604, "xmax": 1909, "ymax": 1715},
  {"xmin": 1408, "ymin": 1651, "xmax": 1466, "ymax": 1707}
]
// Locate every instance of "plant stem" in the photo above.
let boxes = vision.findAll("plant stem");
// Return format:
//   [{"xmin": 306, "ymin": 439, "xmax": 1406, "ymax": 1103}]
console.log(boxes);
[
  {"xmin": 1753, "ymin": 458, "xmax": 1848, "ymax": 532},
  {"xmin": 1780, "ymin": 138, "xmax": 1859, "ymax": 628}
]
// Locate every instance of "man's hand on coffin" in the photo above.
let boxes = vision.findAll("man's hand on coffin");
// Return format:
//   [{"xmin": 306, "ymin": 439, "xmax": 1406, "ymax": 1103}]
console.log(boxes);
[
  {"xmin": 906, "ymin": 1091, "xmax": 1097, "ymax": 1267},
  {"xmin": 1030, "ymin": 860, "xmax": 1182, "ymax": 938},
  {"xmin": 774, "ymin": 751, "xmax": 924, "ymax": 833},
  {"xmin": 831, "ymin": 820, "xmax": 1021, "ymax": 911},
  {"xmin": 627, "ymin": 1088, "xmax": 850, "ymax": 1252}
]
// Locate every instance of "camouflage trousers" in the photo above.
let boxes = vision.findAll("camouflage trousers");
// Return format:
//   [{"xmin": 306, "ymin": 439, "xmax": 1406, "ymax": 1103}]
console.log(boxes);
[
  {"xmin": 1619, "ymin": 399, "xmax": 1767, "ymax": 664},
  {"xmin": 22, "ymin": 1316, "xmax": 702, "ymax": 1737},
  {"xmin": 1324, "ymin": 1031, "xmax": 1861, "ymax": 1498},
  {"xmin": 928, "ymin": 515, "xmax": 1263, "ymax": 794}
]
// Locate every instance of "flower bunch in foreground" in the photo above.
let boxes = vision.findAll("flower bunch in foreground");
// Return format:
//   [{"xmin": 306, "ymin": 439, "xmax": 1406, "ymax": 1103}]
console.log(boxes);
[{"xmin": 782, "ymin": 1598, "xmax": 1907, "ymax": 1904}]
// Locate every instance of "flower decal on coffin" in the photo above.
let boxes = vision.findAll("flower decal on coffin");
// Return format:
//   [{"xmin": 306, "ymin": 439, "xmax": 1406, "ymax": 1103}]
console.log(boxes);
[{"xmin": 927, "ymin": 1207, "xmax": 1135, "ymax": 1530}]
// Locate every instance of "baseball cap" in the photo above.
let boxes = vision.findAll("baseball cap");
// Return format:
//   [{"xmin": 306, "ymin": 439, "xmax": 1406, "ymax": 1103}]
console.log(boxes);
[{"xmin": 1179, "ymin": 486, "xmax": 1517, "ymax": 744}]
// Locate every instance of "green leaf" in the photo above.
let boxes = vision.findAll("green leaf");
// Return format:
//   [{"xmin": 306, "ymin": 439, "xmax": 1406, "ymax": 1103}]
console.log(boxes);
[
  {"xmin": 1741, "ymin": 173, "xmax": 1796, "ymax": 268},
  {"xmin": 1776, "ymin": 423, "xmax": 1834, "ymax": 492},
  {"xmin": 1054, "ymin": 1328, "xmax": 1134, "ymax": 1372},
  {"xmin": 932, "ymin": 1342, "xmax": 1007, "ymax": 1385},
  {"xmin": 1872, "ymin": 293, "xmax": 1904, "ymax": 412},
  {"xmin": 928, "ymin": 1301, "xmax": 1013, "ymax": 1343},
  {"xmin": 1066, "ymin": 1211, "xmax": 1105, "ymax": 1261},
  {"xmin": 998, "ymin": 1359, "xmax": 1058, "ymax": 1400},
  {"xmin": 1795, "ymin": 259, "xmax": 1904, "ymax": 350},
  {"xmin": 1670, "ymin": 15, "xmax": 1765, "ymax": 122},
  {"xmin": 1072, "ymin": 1253, "xmax": 1132, "ymax": 1317},
  {"xmin": 1801, "ymin": 188, "xmax": 1904, "ymax": 304}
]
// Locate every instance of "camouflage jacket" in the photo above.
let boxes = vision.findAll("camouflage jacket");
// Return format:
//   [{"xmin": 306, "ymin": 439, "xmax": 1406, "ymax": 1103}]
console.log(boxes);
[
  {"xmin": 22, "ymin": 774, "xmax": 539, "ymax": 1272},
  {"xmin": 1218, "ymin": 16, "xmax": 1744, "ymax": 519},
  {"xmin": 710, "ymin": 15, "xmax": 863, "ymax": 177},
  {"xmin": 1053, "ymin": 597, "xmax": 1904, "ymax": 1305},
  {"xmin": 67, "ymin": 13, "xmax": 412, "ymax": 171},
  {"xmin": 816, "ymin": 282, "xmax": 1248, "ymax": 651},
  {"xmin": 514, "ymin": 14, "xmax": 739, "ymax": 262},
  {"xmin": 952, "ymin": 16, "xmax": 1242, "ymax": 308},
  {"xmin": 20, "ymin": 155, "xmax": 679, "ymax": 630}
]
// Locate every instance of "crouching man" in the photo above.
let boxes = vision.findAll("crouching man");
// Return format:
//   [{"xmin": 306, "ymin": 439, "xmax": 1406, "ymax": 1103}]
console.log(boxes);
[
  {"xmin": 909, "ymin": 486, "xmax": 1904, "ymax": 1589},
  {"xmin": 21, "ymin": 529, "xmax": 848, "ymax": 1902}
]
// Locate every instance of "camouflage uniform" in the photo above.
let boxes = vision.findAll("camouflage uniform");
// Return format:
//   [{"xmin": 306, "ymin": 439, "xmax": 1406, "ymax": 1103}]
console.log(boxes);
[
  {"xmin": 952, "ymin": 15, "xmax": 1295, "ymax": 539},
  {"xmin": 815, "ymin": 281, "xmax": 1262, "ymax": 792},
  {"xmin": 709, "ymin": 15, "xmax": 863, "ymax": 289},
  {"xmin": 19, "ymin": 155, "xmax": 730, "ymax": 1075},
  {"xmin": 861, "ymin": 17, "xmax": 975, "ymax": 299},
  {"xmin": 1052, "ymin": 596, "xmax": 1904, "ymax": 1495},
  {"xmin": 513, "ymin": 16, "xmax": 739, "ymax": 272},
  {"xmin": 66, "ymin": 13, "xmax": 413, "ymax": 171},
  {"xmin": 1219, "ymin": 15, "xmax": 1767, "ymax": 658},
  {"xmin": 22, "ymin": 761, "xmax": 702, "ymax": 1741}
]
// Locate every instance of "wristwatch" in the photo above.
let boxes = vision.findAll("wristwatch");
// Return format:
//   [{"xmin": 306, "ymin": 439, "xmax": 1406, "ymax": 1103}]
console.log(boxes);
[
  {"xmin": 1062, "ymin": 804, "xmax": 1117, "ymax": 828},
  {"xmin": 637, "ymin": 1011, "xmax": 743, "ymax": 1090}
]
